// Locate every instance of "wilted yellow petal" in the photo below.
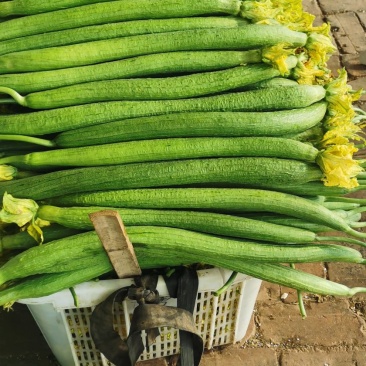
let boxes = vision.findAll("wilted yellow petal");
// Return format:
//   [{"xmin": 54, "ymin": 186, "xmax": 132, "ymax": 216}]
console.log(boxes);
[
  {"xmin": 316, "ymin": 144, "xmax": 363, "ymax": 188},
  {"xmin": 306, "ymin": 31, "xmax": 336, "ymax": 65},
  {"xmin": 3, "ymin": 302, "xmax": 15, "ymax": 311},
  {"xmin": 293, "ymin": 59, "xmax": 328, "ymax": 85},
  {"xmin": 326, "ymin": 69, "xmax": 350, "ymax": 94},
  {"xmin": 310, "ymin": 22, "xmax": 332, "ymax": 36},
  {"xmin": 0, "ymin": 165, "xmax": 17, "ymax": 181},
  {"xmin": 262, "ymin": 43, "xmax": 297, "ymax": 75},
  {"xmin": 35, "ymin": 218, "xmax": 51, "ymax": 228},
  {"xmin": 324, "ymin": 69, "xmax": 360, "ymax": 118},
  {"xmin": 327, "ymin": 93, "xmax": 354, "ymax": 115},
  {"xmin": 240, "ymin": 0, "xmax": 281, "ymax": 23},
  {"xmin": 323, "ymin": 113, "xmax": 351, "ymax": 128},
  {"xmin": 271, "ymin": 0, "xmax": 312, "ymax": 31},
  {"xmin": 0, "ymin": 192, "xmax": 38, "ymax": 227},
  {"xmin": 27, "ymin": 221, "xmax": 45, "ymax": 245},
  {"xmin": 284, "ymin": 11, "xmax": 316, "ymax": 32},
  {"xmin": 321, "ymin": 122, "xmax": 363, "ymax": 147},
  {"xmin": 351, "ymin": 88, "xmax": 364, "ymax": 102},
  {"xmin": 320, "ymin": 134, "xmax": 349, "ymax": 147}
]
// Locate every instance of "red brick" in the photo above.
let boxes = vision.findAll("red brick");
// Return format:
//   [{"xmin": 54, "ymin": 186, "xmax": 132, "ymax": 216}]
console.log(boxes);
[
  {"xmin": 302, "ymin": 0, "xmax": 323, "ymax": 17},
  {"xmin": 240, "ymin": 313, "xmax": 257, "ymax": 344},
  {"xmin": 330, "ymin": 12, "xmax": 365, "ymax": 37},
  {"xmin": 294, "ymin": 263, "xmax": 327, "ymax": 278},
  {"xmin": 358, "ymin": 12, "xmax": 366, "ymax": 29},
  {"xmin": 327, "ymin": 261, "xmax": 366, "ymax": 300},
  {"xmin": 327, "ymin": 12, "xmax": 366, "ymax": 54},
  {"xmin": 200, "ymin": 346, "xmax": 278, "ymax": 366},
  {"xmin": 257, "ymin": 299, "xmax": 365, "ymax": 347},
  {"xmin": 136, "ymin": 358, "xmax": 167, "ymax": 366},
  {"xmin": 318, "ymin": 0, "xmax": 366, "ymax": 13},
  {"xmin": 354, "ymin": 349, "xmax": 366, "ymax": 366},
  {"xmin": 281, "ymin": 349, "xmax": 354, "ymax": 365},
  {"xmin": 257, "ymin": 281, "xmax": 281, "ymax": 302},
  {"xmin": 342, "ymin": 54, "xmax": 366, "ymax": 78}
]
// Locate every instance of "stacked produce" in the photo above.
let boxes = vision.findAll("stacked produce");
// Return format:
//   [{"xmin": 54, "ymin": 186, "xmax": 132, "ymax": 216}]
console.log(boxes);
[{"xmin": 0, "ymin": 0, "xmax": 365, "ymax": 314}]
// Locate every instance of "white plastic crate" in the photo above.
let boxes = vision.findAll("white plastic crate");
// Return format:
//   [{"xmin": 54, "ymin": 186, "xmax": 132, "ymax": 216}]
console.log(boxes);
[{"xmin": 19, "ymin": 268, "xmax": 261, "ymax": 366}]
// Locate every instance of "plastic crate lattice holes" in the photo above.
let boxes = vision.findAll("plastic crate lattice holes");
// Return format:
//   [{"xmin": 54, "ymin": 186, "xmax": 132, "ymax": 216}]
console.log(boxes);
[{"xmin": 20, "ymin": 268, "xmax": 261, "ymax": 366}]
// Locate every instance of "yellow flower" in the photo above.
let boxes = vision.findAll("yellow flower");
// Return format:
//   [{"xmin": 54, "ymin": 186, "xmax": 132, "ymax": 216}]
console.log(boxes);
[
  {"xmin": 324, "ymin": 69, "xmax": 363, "ymax": 122},
  {"xmin": 326, "ymin": 69, "xmax": 350, "ymax": 94},
  {"xmin": 321, "ymin": 124, "xmax": 363, "ymax": 147},
  {"xmin": 0, "ymin": 165, "xmax": 17, "ymax": 181},
  {"xmin": 0, "ymin": 193, "xmax": 48, "ymax": 244},
  {"xmin": 0, "ymin": 192, "xmax": 38, "ymax": 227},
  {"xmin": 350, "ymin": 88, "xmax": 364, "ymax": 102},
  {"xmin": 323, "ymin": 111, "xmax": 353, "ymax": 128},
  {"xmin": 321, "ymin": 111, "xmax": 363, "ymax": 144},
  {"xmin": 327, "ymin": 93, "xmax": 354, "ymax": 116},
  {"xmin": 293, "ymin": 59, "xmax": 328, "ymax": 85},
  {"xmin": 325, "ymin": 69, "xmax": 352, "ymax": 101},
  {"xmin": 270, "ymin": 0, "xmax": 307, "ymax": 28},
  {"xmin": 306, "ymin": 29, "xmax": 336, "ymax": 65},
  {"xmin": 240, "ymin": 0, "xmax": 281, "ymax": 23},
  {"xmin": 262, "ymin": 43, "xmax": 297, "ymax": 75},
  {"xmin": 316, "ymin": 144, "xmax": 363, "ymax": 188},
  {"xmin": 282, "ymin": 11, "xmax": 315, "ymax": 32},
  {"xmin": 27, "ymin": 218, "xmax": 50, "ymax": 245}
]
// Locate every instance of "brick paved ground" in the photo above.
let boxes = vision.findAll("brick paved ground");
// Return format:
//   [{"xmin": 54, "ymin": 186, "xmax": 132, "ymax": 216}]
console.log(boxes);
[{"xmin": 0, "ymin": 1, "xmax": 365, "ymax": 365}]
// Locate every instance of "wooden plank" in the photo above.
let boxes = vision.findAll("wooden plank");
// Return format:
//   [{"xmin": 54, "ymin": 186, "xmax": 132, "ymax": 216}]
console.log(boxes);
[{"xmin": 89, "ymin": 210, "xmax": 141, "ymax": 278}]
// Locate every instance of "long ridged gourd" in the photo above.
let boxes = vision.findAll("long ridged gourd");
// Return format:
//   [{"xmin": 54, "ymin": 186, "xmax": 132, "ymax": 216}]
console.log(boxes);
[
  {"xmin": 0, "ymin": 17, "xmax": 247, "ymax": 55},
  {"xmin": 44, "ymin": 187, "xmax": 366, "ymax": 239},
  {"xmin": 2, "ymin": 62, "xmax": 296, "ymax": 109},
  {"xmin": 0, "ymin": 157, "xmax": 323, "ymax": 200},
  {"xmin": 0, "ymin": 0, "xmax": 284, "ymax": 41},
  {"xmin": 0, "ymin": 50, "xmax": 262, "ymax": 93},
  {"xmin": 0, "ymin": 227, "xmax": 364, "ymax": 287},
  {"xmin": 52, "ymin": 103, "xmax": 327, "ymax": 147},
  {"xmin": 0, "ymin": 137, "xmax": 320, "ymax": 170},
  {"xmin": 0, "ymin": 25, "xmax": 307, "ymax": 73},
  {"xmin": 0, "ymin": 85, "xmax": 326, "ymax": 135}
]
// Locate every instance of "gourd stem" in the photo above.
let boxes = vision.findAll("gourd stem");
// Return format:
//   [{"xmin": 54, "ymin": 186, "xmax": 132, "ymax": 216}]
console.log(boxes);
[{"xmin": 0, "ymin": 134, "xmax": 55, "ymax": 148}]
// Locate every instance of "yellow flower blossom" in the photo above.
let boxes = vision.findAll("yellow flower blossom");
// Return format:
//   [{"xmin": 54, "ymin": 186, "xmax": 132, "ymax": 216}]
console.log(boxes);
[
  {"xmin": 321, "ymin": 123, "xmax": 363, "ymax": 147},
  {"xmin": 306, "ymin": 29, "xmax": 336, "ymax": 65},
  {"xmin": 350, "ymin": 88, "xmax": 364, "ymax": 102},
  {"xmin": 316, "ymin": 144, "xmax": 363, "ymax": 188},
  {"xmin": 0, "ymin": 192, "xmax": 39, "ymax": 227},
  {"xmin": 281, "ymin": 11, "xmax": 315, "ymax": 32},
  {"xmin": 326, "ymin": 68, "xmax": 350, "ymax": 94},
  {"xmin": 309, "ymin": 22, "xmax": 332, "ymax": 36},
  {"xmin": 0, "ymin": 165, "xmax": 17, "ymax": 181},
  {"xmin": 327, "ymin": 93, "xmax": 354, "ymax": 116},
  {"xmin": 27, "ymin": 218, "xmax": 50, "ymax": 245},
  {"xmin": 324, "ymin": 69, "xmax": 363, "ymax": 127},
  {"xmin": 293, "ymin": 59, "xmax": 328, "ymax": 85},
  {"xmin": 240, "ymin": 0, "xmax": 281, "ymax": 23},
  {"xmin": 325, "ymin": 69, "xmax": 352, "ymax": 100},
  {"xmin": 271, "ymin": 0, "xmax": 304, "ymax": 23},
  {"xmin": 0, "ymin": 192, "xmax": 38, "ymax": 227},
  {"xmin": 262, "ymin": 43, "xmax": 297, "ymax": 75},
  {"xmin": 0, "ymin": 193, "xmax": 49, "ymax": 244},
  {"xmin": 323, "ymin": 111, "xmax": 354, "ymax": 127}
]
